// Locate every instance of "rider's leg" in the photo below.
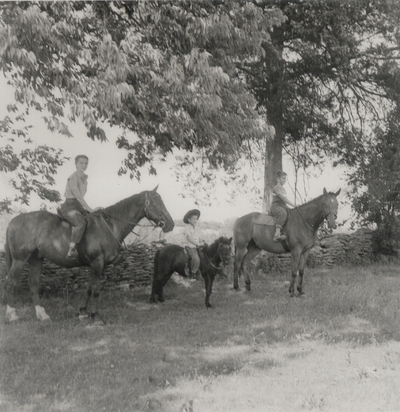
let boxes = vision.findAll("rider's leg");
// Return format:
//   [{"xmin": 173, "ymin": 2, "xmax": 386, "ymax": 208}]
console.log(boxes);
[
  {"xmin": 273, "ymin": 207, "xmax": 288, "ymax": 242},
  {"xmin": 64, "ymin": 210, "xmax": 86, "ymax": 258}
]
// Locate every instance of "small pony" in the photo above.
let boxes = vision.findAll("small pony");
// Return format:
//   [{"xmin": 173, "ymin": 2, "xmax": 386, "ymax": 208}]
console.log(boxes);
[{"xmin": 150, "ymin": 236, "xmax": 232, "ymax": 308}]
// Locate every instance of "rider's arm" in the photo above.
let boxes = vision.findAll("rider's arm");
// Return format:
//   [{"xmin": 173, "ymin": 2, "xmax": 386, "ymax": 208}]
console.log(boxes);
[
  {"xmin": 274, "ymin": 186, "xmax": 296, "ymax": 208},
  {"xmin": 68, "ymin": 175, "xmax": 94, "ymax": 212},
  {"xmin": 185, "ymin": 225, "xmax": 200, "ymax": 246}
]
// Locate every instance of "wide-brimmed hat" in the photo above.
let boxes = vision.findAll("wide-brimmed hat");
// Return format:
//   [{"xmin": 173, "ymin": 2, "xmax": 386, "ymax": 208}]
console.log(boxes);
[{"xmin": 183, "ymin": 209, "xmax": 201, "ymax": 224}]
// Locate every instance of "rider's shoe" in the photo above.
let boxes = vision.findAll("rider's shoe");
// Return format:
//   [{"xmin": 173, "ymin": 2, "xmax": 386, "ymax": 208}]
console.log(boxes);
[{"xmin": 66, "ymin": 247, "xmax": 78, "ymax": 259}]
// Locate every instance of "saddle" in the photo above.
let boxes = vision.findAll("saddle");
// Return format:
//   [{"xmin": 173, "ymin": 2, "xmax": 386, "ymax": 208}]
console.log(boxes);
[
  {"xmin": 254, "ymin": 213, "xmax": 275, "ymax": 227},
  {"xmin": 56, "ymin": 208, "xmax": 89, "ymax": 222}
]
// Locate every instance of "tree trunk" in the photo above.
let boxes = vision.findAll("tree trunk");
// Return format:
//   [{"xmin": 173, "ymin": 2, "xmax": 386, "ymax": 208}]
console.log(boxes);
[
  {"xmin": 263, "ymin": 117, "xmax": 283, "ymax": 212},
  {"xmin": 262, "ymin": 30, "xmax": 284, "ymax": 212}
]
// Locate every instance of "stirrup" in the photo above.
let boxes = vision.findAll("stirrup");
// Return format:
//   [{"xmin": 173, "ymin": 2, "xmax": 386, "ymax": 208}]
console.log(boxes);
[
  {"xmin": 66, "ymin": 247, "xmax": 78, "ymax": 259},
  {"xmin": 273, "ymin": 234, "xmax": 286, "ymax": 243}
]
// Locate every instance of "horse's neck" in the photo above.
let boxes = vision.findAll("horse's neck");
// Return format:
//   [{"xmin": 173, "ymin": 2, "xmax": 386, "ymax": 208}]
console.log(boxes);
[
  {"xmin": 204, "ymin": 243, "xmax": 220, "ymax": 264},
  {"xmin": 296, "ymin": 198, "xmax": 325, "ymax": 231},
  {"xmin": 105, "ymin": 195, "xmax": 146, "ymax": 240}
]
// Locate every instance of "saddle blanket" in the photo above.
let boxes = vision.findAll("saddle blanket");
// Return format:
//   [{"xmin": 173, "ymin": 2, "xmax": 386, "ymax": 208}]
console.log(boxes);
[{"xmin": 254, "ymin": 213, "xmax": 275, "ymax": 226}]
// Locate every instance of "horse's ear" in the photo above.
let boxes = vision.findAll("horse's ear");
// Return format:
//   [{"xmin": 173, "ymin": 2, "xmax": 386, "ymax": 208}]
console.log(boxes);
[
  {"xmin": 335, "ymin": 188, "xmax": 341, "ymax": 197},
  {"xmin": 323, "ymin": 188, "xmax": 327, "ymax": 195},
  {"xmin": 152, "ymin": 185, "xmax": 159, "ymax": 192}
]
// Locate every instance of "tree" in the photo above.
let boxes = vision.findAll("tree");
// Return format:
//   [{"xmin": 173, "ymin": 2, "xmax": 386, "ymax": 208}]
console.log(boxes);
[
  {"xmin": 0, "ymin": 1, "xmax": 284, "ymax": 210},
  {"xmin": 348, "ymin": 109, "xmax": 400, "ymax": 253},
  {"xmin": 240, "ymin": 0, "xmax": 400, "ymax": 209}
]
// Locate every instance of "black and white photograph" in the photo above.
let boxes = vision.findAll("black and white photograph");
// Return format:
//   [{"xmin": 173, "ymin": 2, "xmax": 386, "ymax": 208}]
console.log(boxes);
[{"xmin": 1, "ymin": 1, "xmax": 400, "ymax": 411}]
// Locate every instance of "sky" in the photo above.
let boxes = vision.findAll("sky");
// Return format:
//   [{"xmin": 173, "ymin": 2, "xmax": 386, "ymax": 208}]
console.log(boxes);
[{"xmin": 0, "ymin": 74, "xmax": 352, "ymax": 227}]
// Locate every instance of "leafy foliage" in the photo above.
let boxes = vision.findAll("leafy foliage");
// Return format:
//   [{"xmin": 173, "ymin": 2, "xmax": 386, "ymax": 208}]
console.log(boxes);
[
  {"xmin": 0, "ymin": 1, "xmax": 284, "ymax": 209},
  {"xmin": 348, "ymin": 109, "xmax": 400, "ymax": 254}
]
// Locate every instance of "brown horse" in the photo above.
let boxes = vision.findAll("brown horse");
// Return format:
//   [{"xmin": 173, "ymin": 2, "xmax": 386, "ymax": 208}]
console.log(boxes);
[
  {"xmin": 4, "ymin": 187, "xmax": 174, "ymax": 322},
  {"xmin": 233, "ymin": 188, "xmax": 340, "ymax": 296},
  {"xmin": 150, "ymin": 237, "xmax": 232, "ymax": 308}
]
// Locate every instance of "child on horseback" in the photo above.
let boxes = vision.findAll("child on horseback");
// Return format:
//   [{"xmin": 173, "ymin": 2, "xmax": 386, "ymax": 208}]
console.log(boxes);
[
  {"xmin": 60, "ymin": 155, "xmax": 96, "ymax": 259},
  {"xmin": 270, "ymin": 171, "xmax": 296, "ymax": 242},
  {"xmin": 183, "ymin": 209, "xmax": 203, "ymax": 280}
]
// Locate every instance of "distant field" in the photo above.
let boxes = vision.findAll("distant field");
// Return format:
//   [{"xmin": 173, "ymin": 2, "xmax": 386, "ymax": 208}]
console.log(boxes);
[{"xmin": 1, "ymin": 263, "xmax": 400, "ymax": 412}]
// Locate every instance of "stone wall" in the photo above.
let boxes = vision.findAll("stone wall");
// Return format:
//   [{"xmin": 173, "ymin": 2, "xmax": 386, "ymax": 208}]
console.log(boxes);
[
  {"xmin": 0, "ymin": 230, "xmax": 376, "ymax": 295},
  {"xmin": 0, "ymin": 240, "xmax": 167, "ymax": 295},
  {"xmin": 255, "ymin": 228, "xmax": 375, "ymax": 274}
]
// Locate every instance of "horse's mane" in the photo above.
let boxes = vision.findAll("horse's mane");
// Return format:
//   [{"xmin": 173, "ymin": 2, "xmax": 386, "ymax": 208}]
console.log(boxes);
[
  {"xmin": 203, "ymin": 236, "xmax": 230, "ymax": 255},
  {"xmin": 297, "ymin": 191, "xmax": 335, "ymax": 209},
  {"xmin": 103, "ymin": 192, "xmax": 144, "ymax": 217}
]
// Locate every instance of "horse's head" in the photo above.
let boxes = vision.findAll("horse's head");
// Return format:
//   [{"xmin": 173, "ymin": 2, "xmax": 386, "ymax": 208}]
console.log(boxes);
[
  {"xmin": 144, "ymin": 186, "xmax": 175, "ymax": 233},
  {"xmin": 322, "ymin": 188, "xmax": 341, "ymax": 229},
  {"xmin": 217, "ymin": 237, "xmax": 233, "ymax": 278},
  {"xmin": 217, "ymin": 237, "xmax": 233, "ymax": 266}
]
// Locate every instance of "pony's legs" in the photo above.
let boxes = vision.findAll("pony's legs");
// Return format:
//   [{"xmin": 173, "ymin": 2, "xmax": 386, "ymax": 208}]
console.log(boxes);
[
  {"xmin": 233, "ymin": 246, "xmax": 247, "ymax": 290},
  {"xmin": 289, "ymin": 248, "xmax": 302, "ymax": 297},
  {"xmin": 204, "ymin": 275, "xmax": 213, "ymax": 308},
  {"xmin": 28, "ymin": 254, "xmax": 50, "ymax": 321},
  {"xmin": 5, "ymin": 259, "xmax": 27, "ymax": 322},
  {"xmin": 240, "ymin": 243, "xmax": 261, "ymax": 291},
  {"xmin": 297, "ymin": 250, "xmax": 310, "ymax": 295}
]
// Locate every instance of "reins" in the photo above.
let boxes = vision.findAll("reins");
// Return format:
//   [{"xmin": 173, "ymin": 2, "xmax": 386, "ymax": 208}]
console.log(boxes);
[
  {"xmin": 293, "ymin": 207, "xmax": 315, "ymax": 232},
  {"xmin": 95, "ymin": 192, "xmax": 164, "ymax": 248}
]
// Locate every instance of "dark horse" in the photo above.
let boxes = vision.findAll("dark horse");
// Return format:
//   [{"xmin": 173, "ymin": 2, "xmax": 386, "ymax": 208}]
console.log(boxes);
[
  {"xmin": 233, "ymin": 188, "xmax": 340, "ymax": 296},
  {"xmin": 4, "ymin": 187, "xmax": 174, "ymax": 322},
  {"xmin": 150, "ymin": 237, "xmax": 232, "ymax": 308}
]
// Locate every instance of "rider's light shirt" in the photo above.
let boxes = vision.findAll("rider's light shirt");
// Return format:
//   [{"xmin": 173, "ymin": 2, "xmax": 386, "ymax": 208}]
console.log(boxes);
[
  {"xmin": 272, "ymin": 183, "xmax": 288, "ymax": 207},
  {"xmin": 182, "ymin": 223, "xmax": 200, "ymax": 248},
  {"xmin": 64, "ymin": 170, "xmax": 88, "ymax": 203}
]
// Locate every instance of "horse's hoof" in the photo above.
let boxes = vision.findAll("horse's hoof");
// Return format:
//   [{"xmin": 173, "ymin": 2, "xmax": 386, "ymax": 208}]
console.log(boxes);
[
  {"xmin": 150, "ymin": 298, "xmax": 156, "ymax": 303},
  {"xmin": 297, "ymin": 288, "xmax": 305, "ymax": 295},
  {"xmin": 245, "ymin": 285, "xmax": 251, "ymax": 292},
  {"xmin": 90, "ymin": 312, "xmax": 105, "ymax": 325},
  {"xmin": 6, "ymin": 313, "xmax": 20, "ymax": 322},
  {"xmin": 289, "ymin": 289, "xmax": 295, "ymax": 297},
  {"xmin": 234, "ymin": 286, "xmax": 240, "ymax": 291}
]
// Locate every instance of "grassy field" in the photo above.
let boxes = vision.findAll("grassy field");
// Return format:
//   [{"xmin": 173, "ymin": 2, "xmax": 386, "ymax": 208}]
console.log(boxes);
[{"xmin": 1, "ymin": 263, "xmax": 400, "ymax": 412}]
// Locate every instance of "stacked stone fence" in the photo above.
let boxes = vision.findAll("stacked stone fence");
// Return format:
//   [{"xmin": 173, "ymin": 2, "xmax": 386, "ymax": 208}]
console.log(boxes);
[
  {"xmin": 0, "ymin": 229, "xmax": 380, "ymax": 295},
  {"xmin": 255, "ymin": 228, "xmax": 375, "ymax": 274}
]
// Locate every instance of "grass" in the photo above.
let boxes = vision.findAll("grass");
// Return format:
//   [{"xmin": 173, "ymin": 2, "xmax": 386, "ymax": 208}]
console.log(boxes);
[{"xmin": 1, "ymin": 263, "xmax": 400, "ymax": 412}]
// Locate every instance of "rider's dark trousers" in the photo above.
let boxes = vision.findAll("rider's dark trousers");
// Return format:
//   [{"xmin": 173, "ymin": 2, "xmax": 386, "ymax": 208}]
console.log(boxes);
[
  {"xmin": 60, "ymin": 198, "xmax": 87, "ymax": 244},
  {"xmin": 270, "ymin": 203, "xmax": 288, "ymax": 228},
  {"xmin": 186, "ymin": 247, "xmax": 200, "ymax": 274}
]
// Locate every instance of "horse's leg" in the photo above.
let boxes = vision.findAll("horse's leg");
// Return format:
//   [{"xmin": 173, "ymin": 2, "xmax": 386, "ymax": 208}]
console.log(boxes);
[
  {"xmin": 297, "ymin": 250, "xmax": 310, "ymax": 295},
  {"xmin": 289, "ymin": 248, "xmax": 302, "ymax": 297},
  {"xmin": 79, "ymin": 287, "xmax": 92, "ymax": 317},
  {"xmin": 28, "ymin": 254, "xmax": 50, "ymax": 321},
  {"xmin": 233, "ymin": 246, "xmax": 247, "ymax": 290},
  {"xmin": 88, "ymin": 257, "xmax": 104, "ymax": 322},
  {"xmin": 5, "ymin": 259, "xmax": 26, "ymax": 322},
  {"xmin": 241, "ymin": 242, "xmax": 261, "ymax": 291}
]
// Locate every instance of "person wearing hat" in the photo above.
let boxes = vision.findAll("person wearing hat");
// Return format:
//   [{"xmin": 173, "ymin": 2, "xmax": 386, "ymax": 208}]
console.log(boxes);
[{"xmin": 183, "ymin": 209, "xmax": 202, "ymax": 280}]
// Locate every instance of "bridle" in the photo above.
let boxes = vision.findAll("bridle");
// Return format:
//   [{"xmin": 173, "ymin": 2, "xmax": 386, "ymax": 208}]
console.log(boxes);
[
  {"xmin": 295, "ymin": 199, "xmax": 338, "ymax": 232},
  {"xmin": 96, "ymin": 192, "xmax": 166, "ymax": 247},
  {"xmin": 201, "ymin": 243, "xmax": 231, "ymax": 270}
]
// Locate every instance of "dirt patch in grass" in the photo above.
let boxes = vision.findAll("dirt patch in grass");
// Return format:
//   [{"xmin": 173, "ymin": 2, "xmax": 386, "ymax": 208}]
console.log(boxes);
[
  {"xmin": 144, "ymin": 340, "xmax": 400, "ymax": 412},
  {"xmin": 1, "ymin": 263, "xmax": 400, "ymax": 411}
]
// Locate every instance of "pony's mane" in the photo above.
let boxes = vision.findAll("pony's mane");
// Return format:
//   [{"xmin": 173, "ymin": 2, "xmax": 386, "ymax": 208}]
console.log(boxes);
[{"xmin": 204, "ymin": 236, "xmax": 230, "ymax": 255}]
